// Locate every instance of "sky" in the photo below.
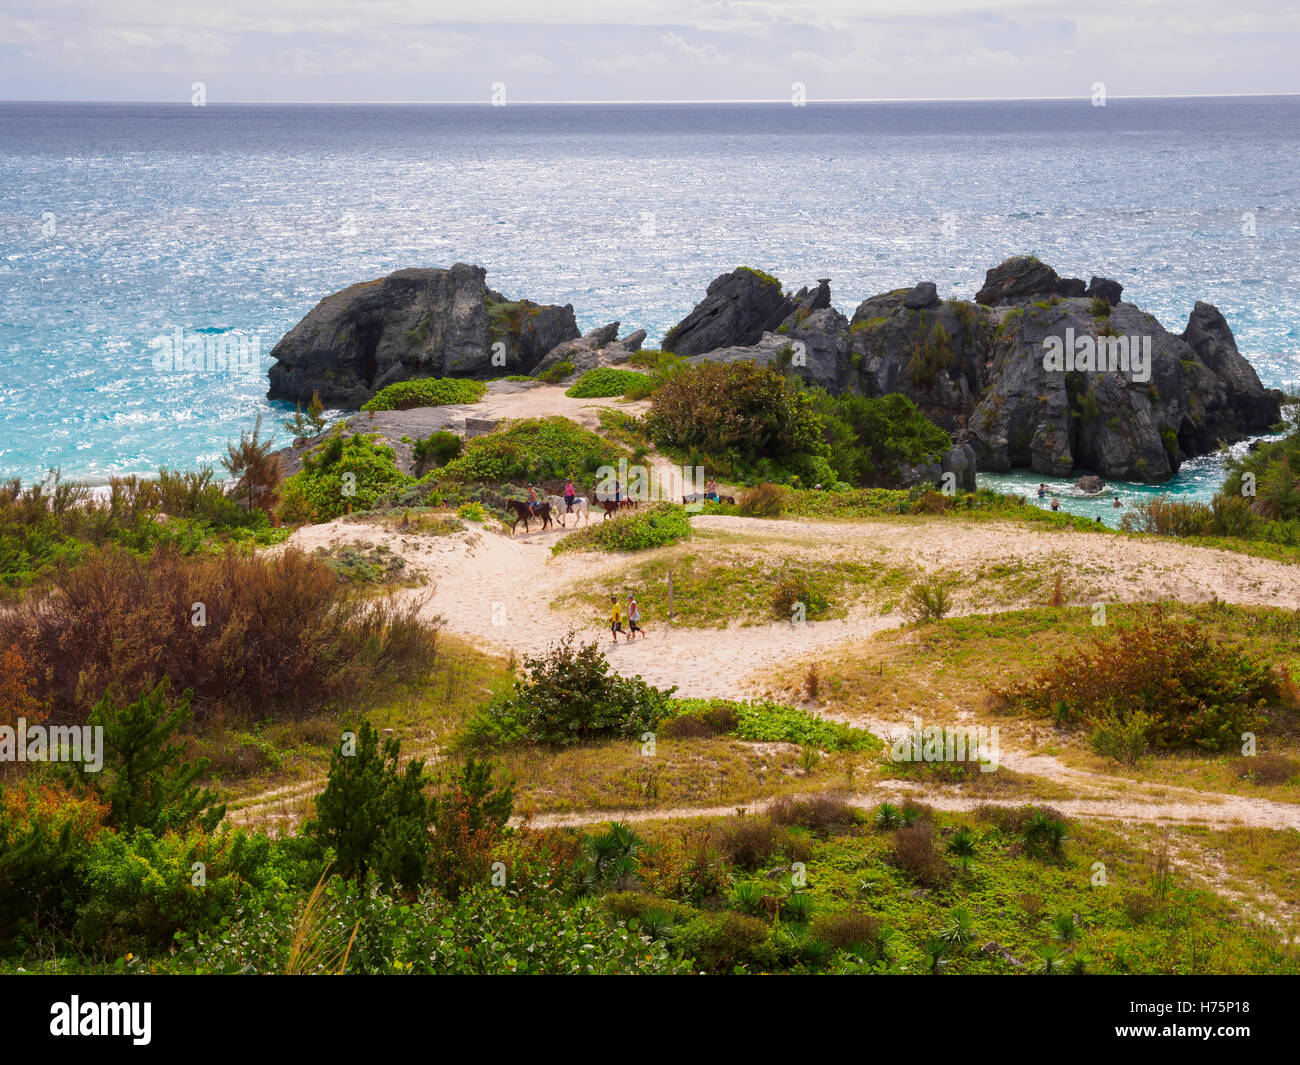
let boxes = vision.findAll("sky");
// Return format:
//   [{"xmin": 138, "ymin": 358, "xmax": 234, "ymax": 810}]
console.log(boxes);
[{"xmin": 0, "ymin": 1, "xmax": 1297, "ymax": 102}]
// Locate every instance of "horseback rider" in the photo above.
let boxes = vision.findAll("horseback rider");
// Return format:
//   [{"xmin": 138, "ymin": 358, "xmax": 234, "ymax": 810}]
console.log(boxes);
[
  {"xmin": 526, "ymin": 483, "xmax": 539, "ymax": 516},
  {"xmin": 564, "ymin": 474, "xmax": 577, "ymax": 512},
  {"xmin": 705, "ymin": 477, "xmax": 719, "ymax": 503}
]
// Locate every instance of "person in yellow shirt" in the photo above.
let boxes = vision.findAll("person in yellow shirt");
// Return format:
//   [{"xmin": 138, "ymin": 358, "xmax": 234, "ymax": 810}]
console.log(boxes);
[{"xmin": 609, "ymin": 594, "xmax": 626, "ymax": 642}]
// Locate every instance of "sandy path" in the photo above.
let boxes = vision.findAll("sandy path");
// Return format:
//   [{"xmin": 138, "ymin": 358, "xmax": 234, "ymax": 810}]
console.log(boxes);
[{"xmin": 273, "ymin": 512, "xmax": 1300, "ymax": 832}]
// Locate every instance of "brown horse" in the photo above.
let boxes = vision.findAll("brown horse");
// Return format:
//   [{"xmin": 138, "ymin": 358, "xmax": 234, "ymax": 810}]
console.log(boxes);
[{"xmin": 505, "ymin": 499, "xmax": 551, "ymax": 534}]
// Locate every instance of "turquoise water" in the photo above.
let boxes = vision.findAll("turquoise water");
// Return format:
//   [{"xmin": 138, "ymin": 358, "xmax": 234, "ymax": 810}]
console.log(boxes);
[{"xmin": 1, "ymin": 98, "xmax": 1297, "ymax": 488}]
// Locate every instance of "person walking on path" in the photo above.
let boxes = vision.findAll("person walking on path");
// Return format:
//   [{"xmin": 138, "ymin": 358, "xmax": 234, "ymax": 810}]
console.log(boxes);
[
  {"xmin": 609, "ymin": 594, "xmax": 626, "ymax": 643},
  {"xmin": 626, "ymin": 593, "xmax": 646, "ymax": 639}
]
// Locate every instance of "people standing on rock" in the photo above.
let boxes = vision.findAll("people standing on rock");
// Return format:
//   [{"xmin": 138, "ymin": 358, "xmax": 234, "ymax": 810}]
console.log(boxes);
[
  {"xmin": 609, "ymin": 594, "xmax": 626, "ymax": 643},
  {"xmin": 627, "ymin": 593, "xmax": 646, "ymax": 639},
  {"xmin": 1050, "ymin": 495, "xmax": 1060, "ymax": 511}
]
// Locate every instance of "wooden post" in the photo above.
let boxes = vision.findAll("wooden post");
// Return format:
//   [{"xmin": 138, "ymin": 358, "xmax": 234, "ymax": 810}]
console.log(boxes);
[{"xmin": 667, "ymin": 572, "xmax": 674, "ymax": 621}]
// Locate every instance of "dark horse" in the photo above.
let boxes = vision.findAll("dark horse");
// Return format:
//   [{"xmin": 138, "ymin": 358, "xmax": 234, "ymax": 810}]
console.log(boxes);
[
  {"xmin": 505, "ymin": 499, "xmax": 552, "ymax": 534},
  {"xmin": 598, "ymin": 497, "xmax": 639, "ymax": 520}
]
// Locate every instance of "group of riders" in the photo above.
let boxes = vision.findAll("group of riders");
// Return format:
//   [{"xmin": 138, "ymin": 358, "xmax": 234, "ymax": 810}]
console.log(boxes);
[{"xmin": 522, "ymin": 474, "xmax": 722, "ymax": 518}]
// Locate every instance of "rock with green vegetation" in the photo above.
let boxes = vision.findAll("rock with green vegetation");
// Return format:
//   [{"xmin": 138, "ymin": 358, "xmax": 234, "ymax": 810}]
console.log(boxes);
[
  {"xmin": 266, "ymin": 264, "xmax": 578, "ymax": 407},
  {"xmin": 662, "ymin": 266, "xmax": 796, "ymax": 355},
  {"xmin": 533, "ymin": 322, "xmax": 647, "ymax": 378},
  {"xmin": 360, "ymin": 377, "xmax": 486, "ymax": 412},
  {"xmin": 564, "ymin": 368, "xmax": 650, "ymax": 398}
]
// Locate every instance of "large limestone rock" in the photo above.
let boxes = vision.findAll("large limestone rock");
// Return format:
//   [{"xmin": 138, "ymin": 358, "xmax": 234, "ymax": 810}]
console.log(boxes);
[
  {"xmin": 532, "ymin": 322, "xmax": 646, "ymax": 377},
  {"xmin": 662, "ymin": 267, "xmax": 796, "ymax": 355},
  {"xmin": 962, "ymin": 296, "xmax": 1280, "ymax": 482},
  {"xmin": 975, "ymin": 257, "xmax": 1061, "ymax": 306},
  {"xmin": 846, "ymin": 288, "xmax": 996, "ymax": 433},
  {"xmin": 266, "ymin": 264, "xmax": 578, "ymax": 407}
]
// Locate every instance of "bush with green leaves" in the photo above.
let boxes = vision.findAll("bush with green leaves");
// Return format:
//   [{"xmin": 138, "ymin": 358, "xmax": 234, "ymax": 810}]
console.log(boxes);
[
  {"xmin": 412, "ymin": 429, "xmax": 463, "ymax": 469},
  {"xmin": 84, "ymin": 681, "xmax": 225, "ymax": 834},
  {"xmin": 564, "ymin": 368, "xmax": 650, "ymax": 398},
  {"xmin": 902, "ymin": 576, "xmax": 953, "ymax": 624},
  {"xmin": 810, "ymin": 390, "xmax": 952, "ymax": 488},
  {"xmin": 668, "ymin": 697, "xmax": 879, "ymax": 752},
  {"xmin": 73, "ymin": 827, "xmax": 274, "ymax": 953},
  {"xmin": 552, "ymin": 504, "xmax": 691, "ymax": 554},
  {"xmin": 279, "ymin": 432, "xmax": 413, "ymax": 523},
  {"xmin": 465, "ymin": 634, "xmax": 675, "ymax": 747},
  {"xmin": 360, "ymin": 378, "xmax": 486, "ymax": 412},
  {"xmin": 536, "ymin": 361, "xmax": 575, "ymax": 384},
  {"xmin": 998, "ymin": 609, "xmax": 1283, "ymax": 751},
  {"xmin": 647, "ymin": 361, "xmax": 826, "ymax": 479},
  {"xmin": 439, "ymin": 416, "xmax": 626, "ymax": 485},
  {"xmin": 306, "ymin": 721, "xmax": 433, "ymax": 892}
]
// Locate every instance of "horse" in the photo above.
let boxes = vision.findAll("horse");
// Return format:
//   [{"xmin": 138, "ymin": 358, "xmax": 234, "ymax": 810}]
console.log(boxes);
[
  {"xmin": 547, "ymin": 494, "xmax": 590, "ymax": 527},
  {"xmin": 683, "ymin": 492, "xmax": 736, "ymax": 506},
  {"xmin": 504, "ymin": 498, "xmax": 551, "ymax": 535}
]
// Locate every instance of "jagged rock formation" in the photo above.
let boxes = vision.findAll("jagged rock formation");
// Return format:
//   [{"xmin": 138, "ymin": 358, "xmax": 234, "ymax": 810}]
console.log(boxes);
[
  {"xmin": 265, "ymin": 264, "xmax": 578, "ymax": 406},
  {"xmin": 669, "ymin": 257, "xmax": 1280, "ymax": 483},
  {"xmin": 532, "ymin": 322, "xmax": 646, "ymax": 377},
  {"xmin": 662, "ymin": 267, "xmax": 796, "ymax": 355},
  {"xmin": 264, "ymin": 257, "xmax": 1282, "ymax": 484}
]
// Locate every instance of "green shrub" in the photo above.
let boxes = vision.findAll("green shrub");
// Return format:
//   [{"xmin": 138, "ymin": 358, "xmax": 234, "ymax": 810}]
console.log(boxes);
[
  {"xmin": 361, "ymin": 378, "xmax": 486, "ymax": 412},
  {"xmin": 552, "ymin": 504, "xmax": 691, "ymax": 554},
  {"xmin": 465, "ymin": 634, "xmax": 675, "ymax": 747},
  {"xmin": 440, "ymin": 417, "xmax": 626, "ymax": 485},
  {"xmin": 413, "ymin": 430, "xmax": 463, "ymax": 469},
  {"xmin": 565, "ymin": 368, "xmax": 650, "ymax": 398},
  {"xmin": 458, "ymin": 501, "xmax": 485, "ymax": 522},
  {"xmin": 279, "ymin": 433, "xmax": 412, "ymax": 523},
  {"xmin": 669, "ymin": 698, "xmax": 878, "ymax": 752},
  {"xmin": 305, "ymin": 721, "xmax": 434, "ymax": 892},
  {"xmin": 674, "ymin": 910, "xmax": 777, "ymax": 972},
  {"xmin": 902, "ymin": 576, "xmax": 953, "ymax": 624},
  {"xmin": 1087, "ymin": 709, "xmax": 1152, "ymax": 764},
  {"xmin": 536, "ymin": 361, "xmax": 575, "ymax": 385},
  {"xmin": 998, "ymin": 608, "xmax": 1283, "ymax": 751},
  {"xmin": 74, "ymin": 827, "xmax": 274, "ymax": 952},
  {"xmin": 647, "ymin": 361, "xmax": 826, "ymax": 478},
  {"xmin": 811, "ymin": 390, "xmax": 952, "ymax": 488}
]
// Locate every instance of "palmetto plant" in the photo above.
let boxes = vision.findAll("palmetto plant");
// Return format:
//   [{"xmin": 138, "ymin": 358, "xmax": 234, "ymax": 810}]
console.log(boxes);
[
  {"xmin": 922, "ymin": 936, "xmax": 951, "ymax": 975},
  {"xmin": 1034, "ymin": 943, "xmax": 1070, "ymax": 975},
  {"xmin": 1051, "ymin": 911, "xmax": 1082, "ymax": 943},
  {"xmin": 874, "ymin": 802, "xmax": 902, "ymax": 830},
  {"xmin": 637, "ymin": 907, "xmax": 677, "ymax": 941},
  {"xmin": 783, "ymin": 892, "xmax": 815, "ymax": 925},
  {"xmin": 1022, "ymin": 810, "xmax": 1069, "ymax": 857},
  {"xmin": 730, "ymin": 880, "xmax": 766, "ymax": 916},
  {"xmin": 586, "ymin": 821, "xmax": 650, "ymax": 890},
  {"xmin": 938, "ymin": 906, "xmax": 976, "ymax": 950},
  {"xmin": 947, "ymin": 827, "xmax": 977, "ymax": 858}
]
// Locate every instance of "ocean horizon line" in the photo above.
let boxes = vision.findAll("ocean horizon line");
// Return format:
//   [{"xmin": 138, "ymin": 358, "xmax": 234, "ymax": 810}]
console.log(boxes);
[{"xmin": 3, "ymin": 92, "xmax": 1299, "ymax": 107}]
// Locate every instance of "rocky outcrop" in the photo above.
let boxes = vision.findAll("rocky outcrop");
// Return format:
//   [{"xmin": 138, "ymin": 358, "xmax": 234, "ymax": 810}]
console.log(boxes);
[
  {"xmin": 961, "ymin": 295, "xmax": 1280, "ymax": 482},
  {"xmin": 265, "ymin": 264, "xmax": 578, "ymax": 406},
  {"xmin": 975, "ymin": 256, "xmax": 1061, "ymax": 306},
  {"xmin": 532, "ymin": 322, "xmax": 646, "ymax": 377},
  {"xmin": 847, "ymin": 288, "xmax": 996, "ymax": 433},
  {"xmin": 662, "ymin": 267, "xmax": 796, "ymax": 355},
  {"xmin": 265, "ymin": 256, "xmax": 1282, "ymax": 486}
]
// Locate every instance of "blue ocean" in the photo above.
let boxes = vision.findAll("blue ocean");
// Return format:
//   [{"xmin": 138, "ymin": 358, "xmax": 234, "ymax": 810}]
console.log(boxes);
[{"xmin": 2, "ymin": 98, "xmax": 1298, "ymax": 522}]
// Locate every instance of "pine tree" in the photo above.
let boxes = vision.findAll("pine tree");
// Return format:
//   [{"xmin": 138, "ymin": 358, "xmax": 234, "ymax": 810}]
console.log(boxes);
[{"xmin": 86, "ymin": 681, "xmax": 225, "ymax": 833}]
